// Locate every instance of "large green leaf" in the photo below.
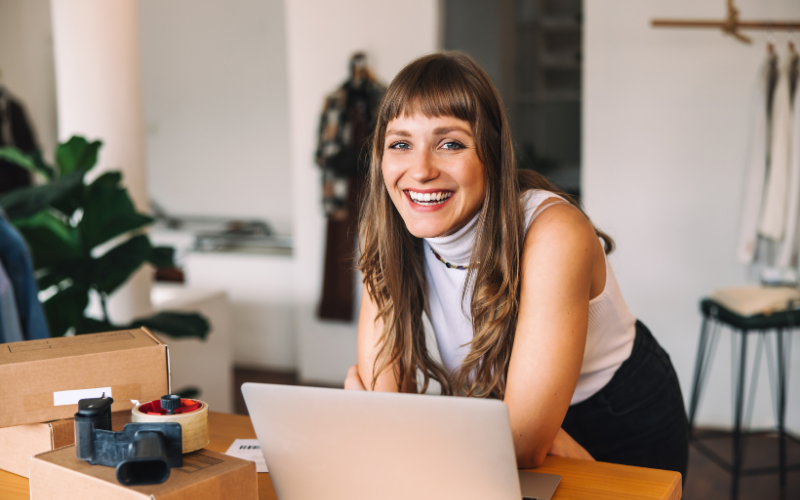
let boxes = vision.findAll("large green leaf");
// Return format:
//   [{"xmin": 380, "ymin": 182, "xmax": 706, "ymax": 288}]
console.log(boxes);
[
  {"xmin": 0, "ymin": 148, "xmax": 57, "ymax": 179},
  {"xmin": 75, "ymin": 316, "xmax": 115, "ymax": 335},
  {"xmin": 130, "ymin": 311, "xmax": 210, "ymax": 340},
  {"xmin": 50, "ymin": 159, "xmax": 84, "ymax": 215},
  {"xmin": 37, "ymin": 271, "xmax": 70, "ymax": 291},
  {"xmin": 30, "ymin": 150, "xmax": 56, "ymax": 180},
  {"xmin": 56, "ymin": 136, "xmax": 102, "ymax": 175},
  {"xmin": 14, "ymin": 211, "xmax": 82, "ymax": 268},
  {"xmin": 43, "ymin": 285, "xmax": 89, "ymax": 337},
  {"xmin": 46, "ymin": 258, "xmax": 94, "ymax": 291},
  {"xmin": 149, "ymin": 246, "xmax": 176, "ymax": 268},
  {"xmin": 0, "ymin": 147, "xmax": 38, "ymax": 172},
  {"xmin": 174, "ymin": 386, "xmax": 201, "ymax": 399},
  {"xmin": 0, "ymin": 169, "xmax": 85, "ymax": 219},
  {"xmin": 80, "ymin": 172, "xmax": 153, "ymax": 249},
  {"xmin": 93, "ymin": 234, "xmax": 152, "ymax": 294},
  {"xmin": 76, "ymin": 312, "xmax": 211, "ymax": 341},
  {"xmin": 51, "ymin": 192, "xmax": 82, "ymax": 218}
]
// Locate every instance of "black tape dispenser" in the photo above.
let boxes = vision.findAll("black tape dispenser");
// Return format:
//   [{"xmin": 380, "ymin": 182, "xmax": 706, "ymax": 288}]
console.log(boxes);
[{"xmin": 74, "ymin": 395, "xmax": 183, "ymax": 485}]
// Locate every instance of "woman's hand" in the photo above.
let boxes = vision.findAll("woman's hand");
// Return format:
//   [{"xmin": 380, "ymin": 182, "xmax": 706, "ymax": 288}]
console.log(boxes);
[
  {"xmin": 547, "ymin": 428, "xmax": 594, "ymax": 461},
  {"xmin": 344, "ymin": 364, "xmax": 366, "ymax": 390}
]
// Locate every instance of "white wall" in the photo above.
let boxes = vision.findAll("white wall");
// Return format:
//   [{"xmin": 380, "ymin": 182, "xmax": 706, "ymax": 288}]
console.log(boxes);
[
  {"xmin": 0, "ymin": 0, "xmax": 58, "ymax": 162},
  {"xmin": 183, "ymin": 252, "xmax": 296, "ymax": 371},
  {"xmin": 138, "ymin": 0, "xmax": 293, "ymax": 236},
  {"xmin": 585, "ymin": 0, "xmax": 800, "ymax": 432},
  {"xmin": 284, "ymin": 0, "xmax": 439, "ymax": 384}
]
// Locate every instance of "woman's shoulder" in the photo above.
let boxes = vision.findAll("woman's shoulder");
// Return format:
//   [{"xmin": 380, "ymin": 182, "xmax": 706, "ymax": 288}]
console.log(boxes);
[
  {"xmin": 520, "ymin": 188, "xmax": 569, "ymax": 229},
  {"xmin": 521, "ymin": 187, "xmax": 565, "ymax": 204},
  {"xmin": 520, "ymin": 188, "xmax": 596, "ymax": 256}
]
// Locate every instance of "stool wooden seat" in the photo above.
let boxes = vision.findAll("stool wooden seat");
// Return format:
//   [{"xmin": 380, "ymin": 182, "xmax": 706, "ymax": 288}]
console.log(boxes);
[{"xmin": 689, "ymin": 298, "xmax": 800, "ymax": 500}]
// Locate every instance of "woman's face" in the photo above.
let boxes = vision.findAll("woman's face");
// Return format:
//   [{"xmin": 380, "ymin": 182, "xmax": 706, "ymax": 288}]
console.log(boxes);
[{"xmin": 382, "ymin": 113, "xmax": 486, "ymax": 239}]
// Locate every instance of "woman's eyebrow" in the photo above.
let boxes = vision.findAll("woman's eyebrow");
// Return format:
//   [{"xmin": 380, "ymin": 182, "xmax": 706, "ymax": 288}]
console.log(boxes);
[
  {"xmin": 433, "ymin": 126, "xmax": 472, "ymax": 137},
  {"xmin": 385, "ymin": 129, "xmax": 412, "ymax": 137}
]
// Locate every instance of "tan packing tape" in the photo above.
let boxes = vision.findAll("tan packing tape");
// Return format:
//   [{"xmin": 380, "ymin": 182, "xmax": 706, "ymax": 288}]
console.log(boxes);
[{"xmin": 131, "ymin": 400, "xmax": 210, "ymax": 453}]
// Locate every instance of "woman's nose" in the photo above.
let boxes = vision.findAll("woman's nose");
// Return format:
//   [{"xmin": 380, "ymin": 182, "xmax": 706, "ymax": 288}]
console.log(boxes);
[{"xmin": 409, "ymin": 149, "xmax": 439, "ymax": 183}]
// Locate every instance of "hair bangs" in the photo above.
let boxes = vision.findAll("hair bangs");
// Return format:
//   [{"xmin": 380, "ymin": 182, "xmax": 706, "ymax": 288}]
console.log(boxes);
[{"xmin": 380, "ymin": 56, "xmax": 479, "ymax": 128}]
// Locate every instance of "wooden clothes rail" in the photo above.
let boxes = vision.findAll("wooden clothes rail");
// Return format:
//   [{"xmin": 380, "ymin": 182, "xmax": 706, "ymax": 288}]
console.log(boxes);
[
  {"xmin": 652, "ymin": 20, "xmax": 800, "ymax": 30},
  {"xmin": 651, "ymin": 0, "xmax": 800, "ymax": 44}
]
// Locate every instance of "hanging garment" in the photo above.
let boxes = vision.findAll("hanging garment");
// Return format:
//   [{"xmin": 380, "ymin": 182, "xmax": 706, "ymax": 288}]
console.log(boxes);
[
  {"xmin": 315, "ymin": 61, "xmax": 385, "ymax": 219},
  {"xmin": 737, "ymin": 54, "xmax": 777, "ymax": 263},
  {"xmin": 315, "ymin": 54, "xmax": 385, "ymax": 321},
  {"xmin": 0, "ymin": 86, "xmax": 37, "ymax": 194},
  {"xmin": 759, "ymin": 56, "xmax": 794, "ymax": 242},
  {"xmin": 777, "ymin": 62, "xmax": 800, "ymax": 268},
  {"xmin": 318, "ymin": 175, "xmax": 364, "ymax": 321},
  {"xmin": 0, "ymin": 261, "xmax": 24, "ymax": 344},
  {"xmin": 0, "ymin": 210, "xmax": 50, "ymax": 340}
]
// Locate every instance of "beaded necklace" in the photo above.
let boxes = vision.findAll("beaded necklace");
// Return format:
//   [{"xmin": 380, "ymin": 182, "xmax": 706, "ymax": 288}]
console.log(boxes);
[{"xmin": 429, "ymin": 246, "xmax": 470, "ymax": 270}]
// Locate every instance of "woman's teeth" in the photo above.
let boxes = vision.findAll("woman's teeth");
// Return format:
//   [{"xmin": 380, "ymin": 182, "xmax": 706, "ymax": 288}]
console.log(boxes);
[{"xmin": 408, "ymin": 190, "xmax": 452, "ymax": 205}]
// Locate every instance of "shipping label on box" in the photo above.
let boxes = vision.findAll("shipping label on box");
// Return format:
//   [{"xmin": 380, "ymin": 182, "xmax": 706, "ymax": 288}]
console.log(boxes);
[
  {"xmin": 0, "ymin": 411, "xmax": 131, "ymax": 478},
  {"xmin": 0, "ymin": 328, "xmax": 170, "ymax": 428},
  {"xmin": 30, "ymin": 446, "xmax": 258, "ymax": 500}
]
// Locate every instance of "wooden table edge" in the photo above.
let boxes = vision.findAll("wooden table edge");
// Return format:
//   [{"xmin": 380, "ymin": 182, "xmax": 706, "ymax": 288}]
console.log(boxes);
[{"xmin": 1, "ymin": 411, "xmax": 682, "ymax": 500}]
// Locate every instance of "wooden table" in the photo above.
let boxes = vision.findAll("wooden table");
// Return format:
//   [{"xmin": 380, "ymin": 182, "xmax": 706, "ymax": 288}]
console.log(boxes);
[{"xmin": 0, "ymin": 411, "xmax": 681, "ymax": 499}]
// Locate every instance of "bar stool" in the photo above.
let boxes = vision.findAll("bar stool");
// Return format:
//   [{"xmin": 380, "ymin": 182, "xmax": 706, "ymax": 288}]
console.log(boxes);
[{"xmin": 688, "ymin": 298, "xmax": 800, "ymax": 500}]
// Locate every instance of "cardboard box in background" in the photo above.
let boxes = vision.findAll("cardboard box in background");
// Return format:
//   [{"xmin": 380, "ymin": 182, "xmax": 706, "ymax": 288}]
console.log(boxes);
[
  {"xmin": 0, "ymin": 328, "xmax": 170, "ymax": 428},
  {"xmin": 30, "ymin": 446, "xmax": 258, "ymax": 500},
  {"xmin": 0, "ymin": 412, "xmax": 131, "ymax": 478}
]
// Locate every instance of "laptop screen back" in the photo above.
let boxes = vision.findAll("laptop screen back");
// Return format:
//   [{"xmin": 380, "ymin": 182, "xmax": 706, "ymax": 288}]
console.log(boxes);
[{"xmin": 242, "ymin": 383, "xmax": 522, "ymax": 500}]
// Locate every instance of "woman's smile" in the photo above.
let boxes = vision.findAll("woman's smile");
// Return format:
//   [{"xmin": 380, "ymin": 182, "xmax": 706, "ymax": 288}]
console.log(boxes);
[
  {"xmin": 382, "ymin": 113, "xmax": 485, "ymax": 238},
  {"xmin": 405, "ymin": 189, "xmax": 453, "ymax": 206}
]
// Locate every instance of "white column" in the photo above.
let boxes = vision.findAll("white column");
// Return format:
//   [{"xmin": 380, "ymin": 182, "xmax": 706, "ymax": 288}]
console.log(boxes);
[{"xmin": 50, "ymin": 0, "xmax": 152, "ymax": 324}]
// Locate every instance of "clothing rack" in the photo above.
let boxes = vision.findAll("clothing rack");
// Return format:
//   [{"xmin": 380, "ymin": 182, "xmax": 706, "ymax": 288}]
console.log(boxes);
[{"xmin": 651, "ymin": 0, "xmax": 800, "ymax": 44}]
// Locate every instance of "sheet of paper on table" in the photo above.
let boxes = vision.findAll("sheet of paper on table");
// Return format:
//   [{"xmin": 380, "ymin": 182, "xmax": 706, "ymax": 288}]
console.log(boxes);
[{"xmin": 224, "ymin": 439, "xmax": 268, "ymax": 472}]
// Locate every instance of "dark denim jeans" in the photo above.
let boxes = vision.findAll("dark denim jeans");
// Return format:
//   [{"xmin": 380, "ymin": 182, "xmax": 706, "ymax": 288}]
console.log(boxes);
[{"xmin": 562, "ymin": 320, "xmax": 689, "ymax": 478}]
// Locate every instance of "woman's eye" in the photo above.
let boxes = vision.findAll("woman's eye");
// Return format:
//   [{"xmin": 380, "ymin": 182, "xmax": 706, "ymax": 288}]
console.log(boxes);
[
  {"xmin": 388, "ymin": 141, "xmax": 410, "ymax": 150},
  {"xmin": 441, "ymin": 141, "xmax": 465, "ymax": 150}
]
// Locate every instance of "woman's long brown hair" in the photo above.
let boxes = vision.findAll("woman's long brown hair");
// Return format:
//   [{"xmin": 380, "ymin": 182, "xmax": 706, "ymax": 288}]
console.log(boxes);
[{"xmin": 358, "ymin": 52, "xmax": 613, "ymax": 399}]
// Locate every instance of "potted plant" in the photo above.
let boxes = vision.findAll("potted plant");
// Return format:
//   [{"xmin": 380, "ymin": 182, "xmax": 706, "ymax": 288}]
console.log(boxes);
[{"xmin": 0, "ymin": 136, "xmax": 208, "ymax": 339}]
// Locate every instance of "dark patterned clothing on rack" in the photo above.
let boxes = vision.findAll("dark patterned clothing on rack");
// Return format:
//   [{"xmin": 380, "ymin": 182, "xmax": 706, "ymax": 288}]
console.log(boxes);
[
  {"xmin": 315, "ymin": 71, "xmax": 385, "ymax": 321},
  {"xmin": 316, "ymin": 77, "xmax": 385, "ymax": 220},
  {"xmin": 0, "ymin": 87, "xmax": 37, "ymax": 194}
]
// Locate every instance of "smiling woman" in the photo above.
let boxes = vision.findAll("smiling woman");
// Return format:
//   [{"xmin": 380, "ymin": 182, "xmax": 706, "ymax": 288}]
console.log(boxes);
[
  {"xmin": 382, "ymin": 114, "xmax": 485, "ymax": 238},
  {"xmin": 348, "ymin": 52, "xmax": 689, "ymax": 478}
]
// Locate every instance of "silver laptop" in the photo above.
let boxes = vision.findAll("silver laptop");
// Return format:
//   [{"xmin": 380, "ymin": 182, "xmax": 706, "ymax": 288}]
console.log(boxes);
[{"xmin": 242, "ymin": 383, "xmax": 560, "ymax": 500}]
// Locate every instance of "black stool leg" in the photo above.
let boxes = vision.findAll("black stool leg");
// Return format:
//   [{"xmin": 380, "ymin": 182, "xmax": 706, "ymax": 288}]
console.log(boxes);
[
  {"xmin": 732, "ymin": 329, "xmax": 748, "ymax": 500},
  {"xmin": 688, "ymin": 315, "xmax": 711, "ymax": 436},
  {"xmin": 777, "ymin": 328, "xmax": 786, "ymax": 491}
]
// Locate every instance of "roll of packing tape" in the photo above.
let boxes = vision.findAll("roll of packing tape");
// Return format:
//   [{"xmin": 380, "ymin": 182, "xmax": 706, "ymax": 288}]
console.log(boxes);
[{"xmin": 131, "ymin": 398, "xmax": 210, "ymax": 453}]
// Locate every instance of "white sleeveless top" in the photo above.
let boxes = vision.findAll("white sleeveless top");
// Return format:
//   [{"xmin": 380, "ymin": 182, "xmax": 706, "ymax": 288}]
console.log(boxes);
[{"xmin": 423, "ymin": 189, "xmax": 636, "ymax": 405}]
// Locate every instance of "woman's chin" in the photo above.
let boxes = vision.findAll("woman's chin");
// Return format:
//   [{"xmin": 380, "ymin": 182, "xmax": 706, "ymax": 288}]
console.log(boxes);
[{"xmin": 403, "ymin": 221, "xmax": 450, "ymax": 239}]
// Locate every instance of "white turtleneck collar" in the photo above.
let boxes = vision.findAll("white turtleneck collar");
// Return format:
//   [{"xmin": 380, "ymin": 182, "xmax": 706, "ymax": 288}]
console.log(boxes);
[{"xmin": 424, "ymin": 210, "xmax": 480, "ymax": 267}]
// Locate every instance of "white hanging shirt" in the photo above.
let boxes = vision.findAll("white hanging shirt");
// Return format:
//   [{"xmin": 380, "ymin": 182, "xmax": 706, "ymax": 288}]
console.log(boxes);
[
  {"xmin": 737, "ymin": 55, "xmax": 775, "ymax": 263},
  {"xmin": 777, "ymin": 58, "xmax": 800, "ymax": 267},
  {"xmin": 423, "ymin": 189, "xmax": 636, "ymax": 405},
  {"xmin": 759, "ymin": 55, "xmax": 794, "ymax": 241}
]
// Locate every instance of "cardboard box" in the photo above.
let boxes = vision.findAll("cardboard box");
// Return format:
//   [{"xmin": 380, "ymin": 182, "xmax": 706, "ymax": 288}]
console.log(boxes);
[
  {"xmin": 0, "ymin": 411, "xmax": 131, "ymax": 478},
  {"xmin": 30, "ymin": 446, "xmax": 258, "ymax": 500},
  {"xmin": 0, "ymin": 328, "xmax": 170, "ymax": 428}
]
